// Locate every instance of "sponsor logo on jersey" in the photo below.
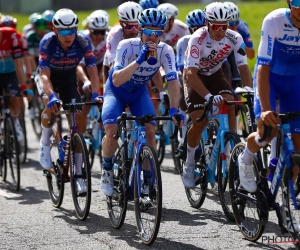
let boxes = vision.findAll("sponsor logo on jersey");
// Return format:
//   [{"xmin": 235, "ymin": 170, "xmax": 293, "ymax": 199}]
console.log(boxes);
[
  {"xmin": 237, "ymin": 43, "xmax": 246, "ymax": 56},
  {"xmin": 284, "ymin": 23, "xmax": 292, "ymax": 28},
  {"xmin": 165, "ymin": 53, "xmax": 172, "ymax": 69},
  {"xmin": 0, "ymin": 49, "xmax": 12, "ymax": 57},
  {"xmin": 197, "ymin": 32, "xmax": 207, "ymax": 45},
  {"xmin": 84, "ymin": 50, "xmax": 94, "ymax": 58},
  {"xmin": 11, "ymin": 32, "xmax": 18, "ymax": 47},
  {"xmin": 137, "ymin": 66, "xmax": 160, "ymax": 73},
  {"xmin": 280, "ymin": 46, "xmax": 300, "ymax": 54},
  {"xmin": 94, "ymin": 45, "xmax": 106, "ymax": 58},
  {"xmin": 121, "ymin": 49, "xmax": 128, "ymax": 67},
  {"xmin": 50, "ymin": 58, "xmax": 79, "ymax": 65},
  {"xmin": 107, "ymin": 43, "xmax": 111, "ymax": 51},
  {"xmin": 166, "ymin": 72, "xmax": 177, "ymax": 82},
  {"xmin": 267, "ymin": 35, "xmax": 272, "ymax": 56},
  {"xmin": 225, "ymin": 32, "xmax": 238, "ymax": 45},
  {"xmin": 261, "ymin": 30, "xmax": 264, "ymax": 36},
  {"xmin": 257, "ymin": 58, "xmax": 271, "ymax": 66},
  {"xmin": 190, "ymin": 45, "xmax": 199, "ymax": 59},
  {"xmin": 39, "ymin": 52, "xmax": 48, "ymax": 61},
  {"xmin": 278, "ymin": 34, "xmax": 300, "ymax": 42}
]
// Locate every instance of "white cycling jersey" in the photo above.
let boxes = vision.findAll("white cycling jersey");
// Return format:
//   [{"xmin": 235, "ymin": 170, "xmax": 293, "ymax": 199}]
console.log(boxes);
[
  {"xmin": 103, "ymin": 25, "xmax": 140, "ymax": 67},
  {"xmin": 161, "ymin": 19, "xmax": 189, "ymax": 49},
  {"xmin": 257, "ymin": 8, "xmax": 300, "ymax": 76},
  {"xmin": 79, "ymin": 29, "xmax": 107, "ymax": 66},
  {"xmin": 176, "ymin": 34, "xmax": 191, "ymax": 70},
  {"xmin": 186, "ymin": 26, "xmax": 248, "ymax": 76},
  {"xmin": 112, "ymin": 38, "xmax": 178, "ymax": 92}
]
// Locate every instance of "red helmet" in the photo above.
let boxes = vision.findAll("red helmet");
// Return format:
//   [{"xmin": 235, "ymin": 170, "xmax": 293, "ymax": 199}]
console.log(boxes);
[{"xmin": 0, "ymin": 15, "xmax": 17, "ymax": 28}]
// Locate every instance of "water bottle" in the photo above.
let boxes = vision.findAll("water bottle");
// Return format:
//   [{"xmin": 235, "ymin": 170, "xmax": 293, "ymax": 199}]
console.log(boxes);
[
  {"xmin": 204, "ymin": 139, "xmax": 214, "ymax": 165},
  {"xmin": 147, "ymin": 51, "xmax": 157, "ymax": 65},
  {"xmin": 267, "ymin": 158, "xmax": 278, "ymax": 181}
]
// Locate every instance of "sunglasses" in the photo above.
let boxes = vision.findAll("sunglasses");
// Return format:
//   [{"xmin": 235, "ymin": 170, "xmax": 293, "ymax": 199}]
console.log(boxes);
[
  {"xmin": 229, "ymin": 21, "xmax": 239, "ymax": 27},
  {"xmin": 91, "ymin": 29, "xmax": 106, "ymax": 35},
  {"xmin": 122, "ymin": 22, "xmax": 139, "ymax": 31},
  {"xmin": 57, "ymin": 29, "xmax": 77, "ymax": 37},
  {"xmin": 208, "ymin": 22, "xmax": 228, "ymax": 31},
  {"xmin": 142, "ymin": 28, "xmax": 164, "ymax": 37}
]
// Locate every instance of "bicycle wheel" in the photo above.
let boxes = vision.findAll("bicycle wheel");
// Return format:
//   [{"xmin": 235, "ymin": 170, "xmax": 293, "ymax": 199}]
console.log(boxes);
[
  {"xmin": 0, "ymin": 130, "xmax": 5, "ymax": 181},
  {"xmin": 218, "ymin": 132, "xmax": 241, "ymax": 222},
  {"xmin": 3, "ymin": 116, "xmax": 20, "ymax": 191},
  {"xmin": 46, "ymin": 127, "xmax": 64, "ymax": 208},
  {"xmin": 69, "ymin": 132, "xmax": 91, "ymax": 221},
  {"xmin": 229, "ymin": 142, "xmax": 266, "ymax": 241},
  {"xmin": 236, "ymin": 104, "xmax": 250, "ymax": 140},
  {"xmin": 84, "ymin": 131, "xmax": 95, "ymax": 169},
  {"xmin": 171, "ymin": 136, "xmax": 181, "ymax": 174},
  {"xmin": 30, "ymin": 94, "xmax": 43, "ymax": 138},
  {"xmin": 134, "ymin": 145, "xmax": 162, "ymax": 245},
  {"xmin": 156, "ymin": 127, "xmax": 165, "ymax": 166},
  {"xmin": 18, "ymin": 108, "xmax": 27, "ymax": 163},
  {"xmin": 107, "ymin": 138, "xmax": 128, "ymax": 229}
]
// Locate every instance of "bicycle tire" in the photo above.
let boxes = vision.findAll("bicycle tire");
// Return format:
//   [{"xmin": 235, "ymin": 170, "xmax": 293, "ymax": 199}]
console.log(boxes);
[
  {"xmin": 171, "ymin": 136, "xmax": 181, "ymax": 174},
  {"xmin": 236, "ymin": 104, "xmax": 250, "ymax": 140},
  {"xmin": 19, "ymin": 107, "xmax": 27, "ymax": 163},
  {"xmin": 30, "ymin": 94, "xmax": 43, "ymax": 138},
  {"xmin": 218, "ymin": 131, "xmax": 241, "ymax": 222},
  {"xmin": 46, "ymin": 127, "xmax": 65, "ymax": 208},
  {"xmin": 156, "ymin": 129, "xmax": 165, "ymax": 166},
  {"xmin": 229, "ymin": 142, "xmax": 266, "ymax": 242},
  {"xmin": 3, "ymin": 116, "xmax": 20, "ymax": 191},
  {"xmin": 108, "ymin": 138, "xmax": 128, "ymax": 229},
  {"xmin": 69, "ymin": 132, "xmax": 91, "ymax": 221},
  {"xmin": 134, "ymin": 145, "xmax": 162, "ymax": 245}
]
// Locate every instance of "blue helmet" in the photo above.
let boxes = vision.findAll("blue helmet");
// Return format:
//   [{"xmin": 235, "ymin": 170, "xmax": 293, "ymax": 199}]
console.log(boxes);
[
  {"xmin": 138, "ymin": 8, "xmax": 168, "ymax": 29},
  {"xmin": 186, "ymin": 9, "xmax": 205, "ymax": 28},
  {"xmin": 42, "ymin": 10, "xmax": 55, "ymax": 23},
  {"xmin": 290, "ymin": 0, "xmax": 300, "ymax": 8},
  {"xmin": 139, "ymin": 0, "xmax": 159, "ymax": 10}
]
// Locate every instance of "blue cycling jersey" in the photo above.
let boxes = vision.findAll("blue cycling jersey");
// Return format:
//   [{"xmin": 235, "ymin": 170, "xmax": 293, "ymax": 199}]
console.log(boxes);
[{"xmin": 38, "ymin": 31, "xmax": 96, "ymax": 72}]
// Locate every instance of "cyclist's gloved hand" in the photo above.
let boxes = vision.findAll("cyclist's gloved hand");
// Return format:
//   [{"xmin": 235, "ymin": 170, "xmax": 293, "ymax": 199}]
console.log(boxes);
[
  {"xmin": 47, "ymin": 93, "xmax": 62, "ymax": 109},
  {"xmin": 204, "ymin": 93, "xmax": 224, "ymax": 105},
  {"xmin": 159, "ymin": 91, "xmax": 170, "ymax": 110},
  {"xmin": 92, "ymin": 92, "xmax": 103, "ymax": 103},
  {"xmin": 170, "ymin": 107, "xmax": 184, "ymax": 127},
  {"xmin": 82, "ymin": 80, "xmax": 92, "ymax": 92},
  {"xmin": 136, "ymin": 43, "xmax": 150, "ymax": 65}
]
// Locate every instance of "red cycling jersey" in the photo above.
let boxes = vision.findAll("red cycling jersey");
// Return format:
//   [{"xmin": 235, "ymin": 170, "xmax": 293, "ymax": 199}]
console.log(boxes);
[{"xmin": 0, "ymin": 27, "xmax": 22, "ymax": 73}]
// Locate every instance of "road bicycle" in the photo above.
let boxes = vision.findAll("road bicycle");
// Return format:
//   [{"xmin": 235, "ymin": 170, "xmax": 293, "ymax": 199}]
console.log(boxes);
[
  {"xmin": 229, "ymin": 111, "xmax": 300, "ymax": 249},
  {"xmin": 107, "ymin": 112, "xmax": 177, "ymax": 245},
  {"xmin": 43, "ymin": 100, "xmax": 100, "ymax": 220}
]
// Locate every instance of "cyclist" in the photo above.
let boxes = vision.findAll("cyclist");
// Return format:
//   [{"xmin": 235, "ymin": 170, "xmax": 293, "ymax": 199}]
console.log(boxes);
[
  {"xmin": 0, "ymin": 26, "xmax": 33, "ymax": 141},
  {"xmin": 182, "ymin": 2, "xmax": 253, "ymax": 188},
  {"xmin": 41, "ymin": 10, "xmax": 55, "ymax": 31},
  {"xmin": 82, "ymin": 10, "xmax": 110, "ymax": 31},
  {"xmin": 36, "ymin": 9, "xmax": 101, "ymax": 194},
  {"xmin": 238, "ymin": 0, "xmax": 300, "ymax": 197},
  {"xmin": 102, "ymin": 1, "xmax": 143, "ymax": 84},
  {"xmin": 139, "ymin": 0, "xmax": 159, "ymax": 9},
  {"xmin": 23, "ymin": 12, "xmax": 39, "ymax": 36},
  {"xmin": 100, "ymin": 8, "xmax": 183, "ymax": 196},
  {"xmin": 176, "ymin": 9, "xmax": 206, "ymax": 149},
  {"xmin": 157, "ymin": 3, "xmax": 189, "ymax": 50},
  {"xmin": 26, "ymin": 15, "xmax": 50, "ymax": 70}
]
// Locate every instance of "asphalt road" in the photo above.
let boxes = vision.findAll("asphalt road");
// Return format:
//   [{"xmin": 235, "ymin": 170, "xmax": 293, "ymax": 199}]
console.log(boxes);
[{"xmin": 0, "ymin": 113, "xmax": 296, "ymax": 250}]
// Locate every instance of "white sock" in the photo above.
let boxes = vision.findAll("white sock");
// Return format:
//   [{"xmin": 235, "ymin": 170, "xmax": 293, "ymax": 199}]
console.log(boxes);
[
  {"xmin": 241, "ymin": 147, "xmax": 254, "ymax": 165},
  {"xmin": 75, "ymin": 153, "xmax": 83, "ymax": 175},
  {"xmin": 41, "ymin": 124, "xmax": 52, "ymax": 145},
  {"xmin": 270, "ymin": 137, "xmax": 277, "ymax": 160},
  {"xmin": 186, "ymin": 144, "xmax": 197, "ymax": 164}
]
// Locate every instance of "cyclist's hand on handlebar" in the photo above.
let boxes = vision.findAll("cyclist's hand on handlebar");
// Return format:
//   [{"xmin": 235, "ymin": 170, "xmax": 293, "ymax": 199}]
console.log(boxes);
[
  {"xmin": 205, "ymin": 93, "xmax": 224, "ymax": 107},
  {"xmin": 47, "ymin": 93, "xmax": 62, "ymax": 114},
  {"xmin": 20, "ymin": 85, "xmax": 33, "ymax": 102},
  {"xmin": 82, "ymin": 80, "xmax": 92, "ymax": 94},
  {"xmin": 170, "ymin": 107, "xmax": 184, "ymax": 128},
  {"xmin": 261, "ymin": 111, "xmax": 279, "ymax": 128},
  {"xmin": 92, "ymin": 92, "xmax": 103, "ymax": 105}
]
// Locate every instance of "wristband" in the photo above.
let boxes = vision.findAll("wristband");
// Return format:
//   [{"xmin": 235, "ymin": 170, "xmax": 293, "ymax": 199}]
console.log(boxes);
[
  {"xmin": 92, "ymin": 92, "xmax": 99, "ymax": 102},
  {"xmin": 49, "ymin": 92, "xmax": 58, "ymax": 101},
  {"xmin": 204, "ymin": 93, "xmax": 212, "ymax": 101}
]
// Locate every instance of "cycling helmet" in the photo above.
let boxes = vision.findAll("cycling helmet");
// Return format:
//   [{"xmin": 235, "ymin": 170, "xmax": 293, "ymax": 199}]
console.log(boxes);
[
  {"xmin": 42, "ymin": 10, "xmax": 55, "ymax": 23},
  {"xmin": 223, "ymin": 2, "xmax": 240, "ymax": 22},
  {"xmin": 29, "ymin": 12, "xmax": 39, "ymax": 24},
  {"xmin": 88, "ymin": 12, "xmax": 108, "ymax": 29},
  {"xmin": 138, "ymin": 8, "xmax": 168, "ymax": 29},
  {"xmin": 52, "ymin": 8, "xmax": 79, "ymax": 29},
  {"xmin": 204, "ymin": 2, "xmax": 231, "ymax": 22},
  {"xmin": 90, "ymin": 10, "xmax": 110, "ymax": 21},
  {"xmin": 290, "ymin": 0, "xmax": 300, "ymax": 8},
  {"xmin": 33, "ymin": 15, "xmax": 48, "ymax": 30},
  {"xmin": 0, "ymin": 15, "xmax": 17, "ymax": 28},
  {"xmin": 139, "ymin": 0, "xmax": 159, "ymax": 10},
  {"xmin": 117, "ymin": 1, "xmax": 143, "ymax": 22},
  {"xmin": 157, "ymin": 3, "xmax": 178, "ymax": 19},
  {"xmin": 186, "ymin": 9, "xmax": 205, "ymax": 28}
]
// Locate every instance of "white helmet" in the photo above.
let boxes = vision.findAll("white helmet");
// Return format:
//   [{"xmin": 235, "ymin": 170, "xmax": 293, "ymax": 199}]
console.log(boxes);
[
  {"xmin": 204, "ymin": 2, "xmax": 231, "ymax": 22},
  {"xmin": 157, "ymin": 3, "xmax": 178, "ymax": 19},
  {"xmin": 52, "ymin": 8, "xmax": 79, "ymax": 29},
  {"xmin": 87, "ymin": 12, "xmax": 108, "ymax": 29},
  {"xmin": 90, "ymin": 10, "xmax": 110, "ymax": 21},
  {"xmin": 223, "ymin": 2, "xmax": 240, "ymax": 22},
  {"xmin": 117, "ymin": 1, "xmax": 143, "ymax": 22}
]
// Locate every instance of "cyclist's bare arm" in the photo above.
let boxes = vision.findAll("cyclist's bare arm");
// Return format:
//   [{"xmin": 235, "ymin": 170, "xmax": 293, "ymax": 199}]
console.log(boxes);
[
  {"xmin": 238, "ymin": 64, "xmax": 253, "ymax": 88},
  {"xmin": 167, "ymin": 79, "xmax": 180, "ymax": 109},
  {"xmin": 152, "ymin": 70, "xmax": 164, "ymax": 92},
  {"xmin": 14, "ymin": 57, "xmax": 27, "ymax": 87},
  {"xmin": 40, "ymin": 68, "xmax": 54, "ymax": 97},
  {"xmin": 246, "ymin": 47, "xmax": 255, "ymax": 60}
]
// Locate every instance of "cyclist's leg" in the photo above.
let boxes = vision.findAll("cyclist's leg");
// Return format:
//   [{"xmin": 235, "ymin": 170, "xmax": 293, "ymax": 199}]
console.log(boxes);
[{"xmin": 178, "ymin": 74, "xmax": 188, "ymax": 145}]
